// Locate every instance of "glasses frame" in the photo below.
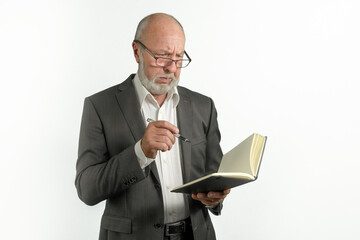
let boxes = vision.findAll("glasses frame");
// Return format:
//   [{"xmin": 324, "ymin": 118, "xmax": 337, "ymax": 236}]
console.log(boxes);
[{"xmin": 134, "ymin": 40, "xmax": 192, "ymax": 68}]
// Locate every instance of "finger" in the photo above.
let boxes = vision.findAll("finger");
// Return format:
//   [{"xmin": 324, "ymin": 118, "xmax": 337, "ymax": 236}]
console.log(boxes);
[
  {"xmin": 154, "ymin": 128, "xmax": 176, "ymax": 144},
  {"xmin": 224, "ymin": 189, "xmax": 231, "ymax": 194},
  {"xmin": 145, "ymin": 126, "xmax": 176, "ymax": 148},
  {"xmin": 151, "ymin": 141, "xmax": 171, "ymax": 152},
  {"xmin": 194, "ymin": 193, "xmax": 224, "ymax": 205},
  {"xmin": 196, "ymin": 193, "xmax": 221, "ymax": 202},
  {"xmin": 207, "ymin": 190, "xmax": 230, "ymax": 199},
  {"xmin": 151, "ymin": 120, "xmax": 179, "ymax": 135},
  {"xmin": 196, "ymin": 193, "xmax": 207, "ymax": 199},
  {"xmin": 207, "ymin": 192, "xmax": 224, "ymax": 199},
  {"xmin": 191, "ymin": 193, "xmax": 199, "ymax": 200},
  {"xmin": 147, "ymin": 123, "xmax": 176, "ymax": 145},
  {"xmin": 154, "ymin": 135, "xmax": 174, "ymax": 151},
  {"xmin": 192, "ymin": 193, "xmax": 221, "ymax": 206},
  {"xmin": 141, "ymin": 135, "xmax": 171, "ymax": 156}
]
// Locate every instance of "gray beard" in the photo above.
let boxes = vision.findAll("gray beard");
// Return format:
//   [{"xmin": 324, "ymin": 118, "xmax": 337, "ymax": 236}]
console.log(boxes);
[{"xmin": 138, "ymin": 56, "xmax": 180, "ymax": 95}]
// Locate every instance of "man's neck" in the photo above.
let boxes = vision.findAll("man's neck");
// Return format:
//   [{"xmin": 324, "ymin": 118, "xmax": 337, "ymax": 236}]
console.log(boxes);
[{"xmin": 152, "ymin": 93, "xmax": 167, "ymax": 107}]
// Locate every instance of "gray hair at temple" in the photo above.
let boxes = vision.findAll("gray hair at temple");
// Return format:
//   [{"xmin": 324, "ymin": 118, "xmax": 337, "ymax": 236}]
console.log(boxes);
[{"xmin": 134, "ymin": 13, "xmax": 185, "ymax": 41}]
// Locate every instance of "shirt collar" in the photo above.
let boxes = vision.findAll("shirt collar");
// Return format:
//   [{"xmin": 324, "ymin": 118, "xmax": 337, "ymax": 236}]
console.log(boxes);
[{"xmin": 133, "ymin": 72, "xmax": 180, "ymax": 108}]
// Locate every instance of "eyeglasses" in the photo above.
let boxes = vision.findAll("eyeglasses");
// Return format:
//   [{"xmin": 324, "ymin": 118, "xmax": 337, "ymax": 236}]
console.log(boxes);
[{"xmin": 134, "ymin": 40, "xmax": 191, "ymax": 68}]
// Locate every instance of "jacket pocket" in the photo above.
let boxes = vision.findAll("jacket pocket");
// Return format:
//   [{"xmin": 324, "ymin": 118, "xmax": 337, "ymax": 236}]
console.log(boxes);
[
  {"xmin": 101, "ymin": 215, "xmax": 132, "ymax": 233},
  {"xmin": 191, "ymin": 135, "xmax": 207, "ymax": 146}
]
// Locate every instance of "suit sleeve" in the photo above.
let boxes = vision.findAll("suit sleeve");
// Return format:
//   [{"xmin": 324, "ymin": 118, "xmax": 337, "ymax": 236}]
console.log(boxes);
[
  {"xmin": 205, "ymin": 98, "xmax": 223, "ymax": 175},
  {"xmin": 75, "ymin": 98, "xmax": 146, "ymax": 206},
  {"xmin": 206, "ymin": 98, "xmax": 224, "ymax": 215}
]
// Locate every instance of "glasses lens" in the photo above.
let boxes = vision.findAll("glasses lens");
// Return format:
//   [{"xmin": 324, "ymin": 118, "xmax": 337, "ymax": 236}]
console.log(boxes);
[
  {"xmin": 175, "ymin": 60, "xmax": 183, "ymax": 68},
  {"xmin": 156, "ymin": 58, "xmax": 171, "ymax": 67},
  {"xmin": 156, "ymin": 58, "xmax": 190, "ymax": 68},
  {"xmin": 179, "ymin": 60, "xmax": 190, "ymax": 68}
]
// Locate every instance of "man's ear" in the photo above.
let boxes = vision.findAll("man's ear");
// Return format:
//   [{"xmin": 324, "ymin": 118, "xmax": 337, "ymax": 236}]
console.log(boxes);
[{"xmin": 132, "ymin": 42, "xmax": 140, "ymax": 63}]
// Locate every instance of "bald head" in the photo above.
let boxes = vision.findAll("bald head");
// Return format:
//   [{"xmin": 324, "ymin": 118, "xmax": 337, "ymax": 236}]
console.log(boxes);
[{"xmin": 134, "ymin": 13, "xmax": 185, "ymax": 42}]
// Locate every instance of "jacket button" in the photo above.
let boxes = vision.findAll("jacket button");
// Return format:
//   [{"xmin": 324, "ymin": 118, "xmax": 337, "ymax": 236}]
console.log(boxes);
[
  {"xmin": 130, "ymin": 176, "xmax": 137, "ymax": 184},
  {"xmin": 154, "ymin": 184, "xmax": 161, "ymax": 190},
  {"xmin": 154, "ymin": 223, "xmax": 163, "ymax": 229}
]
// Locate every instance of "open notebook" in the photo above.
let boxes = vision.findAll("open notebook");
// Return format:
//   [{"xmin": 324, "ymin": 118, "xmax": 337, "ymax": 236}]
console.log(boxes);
[{"xmin": 171, "ymin": 133, "xmax": 267, "ymax": 194}]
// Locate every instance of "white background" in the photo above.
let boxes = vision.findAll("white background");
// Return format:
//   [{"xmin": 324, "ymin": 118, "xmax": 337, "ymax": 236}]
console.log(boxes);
[{"xmin": 1, "ymin": 0, "xmax": 359, "ymax": 239}]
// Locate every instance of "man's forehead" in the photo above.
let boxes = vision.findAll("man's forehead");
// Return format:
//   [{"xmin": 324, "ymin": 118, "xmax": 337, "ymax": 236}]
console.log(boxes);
[
  {"xmin": 156, "ymin": 45, "xmax": 185, "ymax": 55},
  {"xmin": 148, "ymin": 35, "xmax": 185, "ymax": 51}
]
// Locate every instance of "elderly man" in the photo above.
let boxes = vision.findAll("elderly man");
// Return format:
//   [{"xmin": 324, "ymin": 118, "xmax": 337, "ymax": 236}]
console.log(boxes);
[{"xmin": 75, "ymin": 13, "xmax": 230, "ymax": 240}]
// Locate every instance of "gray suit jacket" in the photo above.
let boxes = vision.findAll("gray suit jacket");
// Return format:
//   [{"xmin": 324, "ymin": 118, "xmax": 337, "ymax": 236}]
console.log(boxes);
[{"xmin": 75, "ymin": 74, "xmax": 223, "ymax": 240}]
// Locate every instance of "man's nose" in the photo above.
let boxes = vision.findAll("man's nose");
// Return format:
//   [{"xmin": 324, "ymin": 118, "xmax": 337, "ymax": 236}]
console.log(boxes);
[{"xmin": 163, "ymin": 60, "xmax": 177, "ymax": 73}]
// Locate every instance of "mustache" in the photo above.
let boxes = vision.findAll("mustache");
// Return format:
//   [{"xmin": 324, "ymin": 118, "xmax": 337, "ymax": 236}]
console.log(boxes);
[{"xmin": 153, "ymin": 74, "xmax": 176, "ymax": 81}]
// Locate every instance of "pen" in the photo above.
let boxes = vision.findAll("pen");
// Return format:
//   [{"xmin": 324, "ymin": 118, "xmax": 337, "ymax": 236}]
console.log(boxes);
[{"xmin": 146, "ymin": 118, "xmax": 191, "ymax": 143}]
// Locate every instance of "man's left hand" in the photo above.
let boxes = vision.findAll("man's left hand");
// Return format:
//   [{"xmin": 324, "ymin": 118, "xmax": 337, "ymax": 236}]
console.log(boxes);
[{"xmin": 191, "ymin": 189, "xmax": 231, "ymax": 207}]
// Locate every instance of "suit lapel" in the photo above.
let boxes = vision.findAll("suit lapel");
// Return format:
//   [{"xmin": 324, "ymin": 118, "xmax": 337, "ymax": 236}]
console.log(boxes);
[
  {"xmin": 115, "ymin": 75, "xmax": 145, "ymax": 141},
  {"xmin": 177, "ymin": 87, "xmax": 193, "ymax": 183}
]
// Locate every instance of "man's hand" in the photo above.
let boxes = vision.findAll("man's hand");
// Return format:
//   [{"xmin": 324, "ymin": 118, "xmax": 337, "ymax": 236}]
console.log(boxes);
[
  {"xmin": 192, "ymin": 189, "xmax": 231, "ymax": 207},
  {"xmin": 141, "ymin": 120, "xmax": 179, "ymax": 159}
]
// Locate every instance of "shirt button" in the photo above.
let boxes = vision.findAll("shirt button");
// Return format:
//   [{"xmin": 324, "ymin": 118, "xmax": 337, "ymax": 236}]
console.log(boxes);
[
  {"xmin": 154, "ymin": 223, "xmax": 163, "ymax": 229},
  {"xmin": 167, "ymin": 185, "xmax": 171, "ymax": 190},
  {"xmin": 164, "ymin": 158, "xmax": 168, "ymax": 163}
]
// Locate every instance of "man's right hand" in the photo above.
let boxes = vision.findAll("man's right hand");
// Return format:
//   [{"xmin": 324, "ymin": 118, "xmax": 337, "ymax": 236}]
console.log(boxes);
[{"xmin": 141, "ymin": 120, "xmax": 179, "ymax": 159}]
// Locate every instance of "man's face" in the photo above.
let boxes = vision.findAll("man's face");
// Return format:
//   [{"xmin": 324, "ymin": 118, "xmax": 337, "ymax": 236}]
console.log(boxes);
[
  {"xmin": 138, "ymin": 52, "xmax": 179, "ymax": 95},
  {"xmin": 134, "ymin": 17, "xmax": 186, "ymax": 95}
]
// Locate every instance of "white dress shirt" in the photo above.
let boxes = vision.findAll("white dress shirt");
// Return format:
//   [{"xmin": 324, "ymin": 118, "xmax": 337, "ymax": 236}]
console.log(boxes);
[{"xmin": 133, "ymin": 73, "xmax": 189, "ymax": 224}]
